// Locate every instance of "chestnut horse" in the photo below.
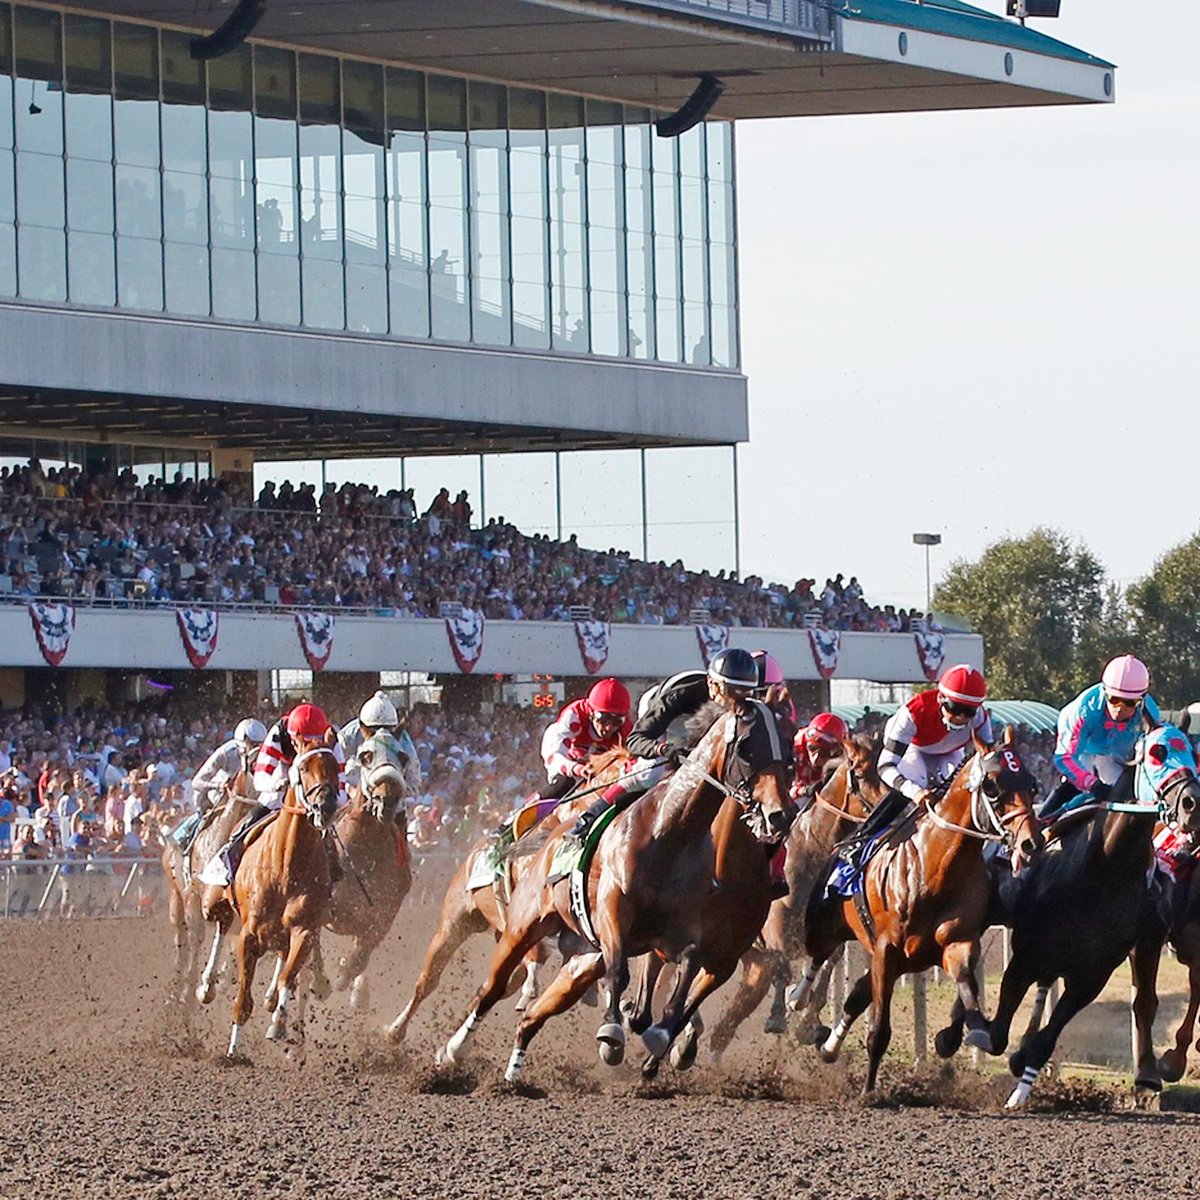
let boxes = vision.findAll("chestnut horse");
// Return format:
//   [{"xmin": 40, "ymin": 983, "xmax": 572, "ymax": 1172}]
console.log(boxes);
[
  {"xmin": 799, "ymin": 728, "xmax": 1041, "ymax": 1093},
  {"xmin": 985, "ymin": 716, "xmax": 1200, "ymax": 1106},
  {"xmin": 201, "ymin": 745, "xmax": 340, "ymax": 1056},
  {"xmin": 162, "ymin": 767, "xmax": 256, "ymax": 1003},
  {"xmin": 384, "ymin": 747, "xmax": 636, "ymax": 1043},
  {"xmin": 708, "ymin": 735, "xmax": 888, "ymax": 1056},
  {"xmin": 307, "ymin": 731, "xmax": 412, "ymax": 1013},
  {"xmin": 437, "ymin": 700, "xmax": 792, "ymax": 1085}
]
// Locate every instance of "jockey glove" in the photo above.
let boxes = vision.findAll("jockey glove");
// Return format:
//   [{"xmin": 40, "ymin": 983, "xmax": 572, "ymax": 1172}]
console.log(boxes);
[
  {"xmin": 665, "ymin": 743, "xmax": 691, "ymax": 768},
  {"xmin": 1090, "ymin": 780, "xmax": 1111, "ymax": 802}
]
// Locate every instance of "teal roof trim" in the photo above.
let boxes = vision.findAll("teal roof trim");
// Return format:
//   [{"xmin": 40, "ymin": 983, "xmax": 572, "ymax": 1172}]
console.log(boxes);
[
  {"xmin": 836, "ymin": 0, "xmax": 1115, "ymax": 68},
  {"xmin": 832, "ymin": 698, "xmax": 1061, "ymax": 733}
]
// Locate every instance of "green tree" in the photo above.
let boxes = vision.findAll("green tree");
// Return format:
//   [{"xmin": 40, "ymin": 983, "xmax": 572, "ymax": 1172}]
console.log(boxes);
[
  {"xmin": 933, "ymin": 528, "xmax": 1121, "ymax": 703},
  {"xmin": 1127, "ymin": 533, "xmax": 1200, "ymax": 707}
]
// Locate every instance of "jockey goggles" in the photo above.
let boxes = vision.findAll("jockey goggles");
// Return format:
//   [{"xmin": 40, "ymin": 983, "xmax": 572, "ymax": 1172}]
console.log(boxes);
[
  {"xmin": 1105, "ymin": 693, "xmax": 1141, "ymax": 711},
  {"xmin": 941, "ymin": 699, "xmax": 978, "ymax": 719}
]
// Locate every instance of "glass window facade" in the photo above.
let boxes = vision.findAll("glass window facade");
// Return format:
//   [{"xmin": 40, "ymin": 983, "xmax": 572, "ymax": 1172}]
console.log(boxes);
[{"xmin": 0, "ymin": 2, "xmax": 738, "ymax": 368}]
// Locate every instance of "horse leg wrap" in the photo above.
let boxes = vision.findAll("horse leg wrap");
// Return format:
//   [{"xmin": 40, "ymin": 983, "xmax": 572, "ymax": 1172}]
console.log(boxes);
[
  {"xmin": 266, "ymin": 986, "xmax": 292, "ymax": 1040},
  {"xmin": 822, "ymin": 1016, "xmax": 851, "ymax": 1060},
  {"xmin": 1005, "ymin": 1065, "xmax": 1039, "ymax": 1110},
  {"xmin": 504, "ymin": 1047, "xmax": 526, "ymax": 1084},
  {"xmin": 444, "ymin": 1010, "xmax": 478, "ymax": 1062},
  {"xmin": 227, "ymin": 1023, "xmax": 243, "ymax": 1057},
  {"xmin": 787, "ymin": 964, "xmax": 819, "ymax": 1013}
]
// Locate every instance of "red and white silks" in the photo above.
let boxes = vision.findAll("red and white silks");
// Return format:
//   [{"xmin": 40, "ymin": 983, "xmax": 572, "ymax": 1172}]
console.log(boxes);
[
  {"xmin": 574, "ymin": 620, "xmax": 612, "ymax": 675},
  {"xmin": 28, "ymin": 602, "xmax": 76, "ymax": 667},
  {"xmin": 295, "ymin": 611, "xmax": 335, "ymax": 672},
  {"xmin": 446, "ymin": 608, "xmax": 485, "ymax": 673},
  {"xmin": 695, "ymin": 623, "xmax": 729, "ymax": 666},
  {"xmin": 175, "ymin": 607, "xmax": 219, "ymax": 669},
  {"xmin": 807, "ymin": 628, "xmax": 840, "ymax": 681},
  {"xmin": 914, "ymin": 629, "xmax": 946, "ymax": 682}
]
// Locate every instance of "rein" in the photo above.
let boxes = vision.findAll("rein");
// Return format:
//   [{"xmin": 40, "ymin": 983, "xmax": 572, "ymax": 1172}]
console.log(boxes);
[
  {"xmin": 809, "ymin": 763, "xmax": 878, "ymax": 825},
  {"xmin": 922, "ymin": 758, "xmax": 1029, "ymax": 844}
]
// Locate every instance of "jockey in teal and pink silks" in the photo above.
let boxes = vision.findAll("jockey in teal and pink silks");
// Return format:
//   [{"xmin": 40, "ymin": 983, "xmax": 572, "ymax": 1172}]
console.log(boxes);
[{"xmin": 1041, "ymin": 655, "xmax": 1161, "ymax": 819}]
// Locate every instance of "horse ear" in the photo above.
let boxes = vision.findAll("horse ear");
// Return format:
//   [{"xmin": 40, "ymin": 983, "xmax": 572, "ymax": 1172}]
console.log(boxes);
[
  {"xmin": 1180, "ymin": 709, "xmax": 1192, "ymax": 735},
  {"xmin": 1003, "ymin": 724, "xmax": 1017, "ymax": 747},
  {"xmin": 324, "ymin": 727, "xmax": 337, "ymax": 748},
  {"xmin": 1142, "ymin": 708, "xmax": 1160, "ymax": 734},
  {"xmin": 972, "ymin": 729, "xmax": 990, "ymax": 755}
]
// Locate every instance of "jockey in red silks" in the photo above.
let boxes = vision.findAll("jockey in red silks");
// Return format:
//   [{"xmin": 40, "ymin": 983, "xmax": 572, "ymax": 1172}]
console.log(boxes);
[
  {"xmin": 791, "ymin": 712, "xmax": 849, "ymax": 805},
  {"xmin": 537, "ymin": 677, "xmax": 632, "ymax": 801}
]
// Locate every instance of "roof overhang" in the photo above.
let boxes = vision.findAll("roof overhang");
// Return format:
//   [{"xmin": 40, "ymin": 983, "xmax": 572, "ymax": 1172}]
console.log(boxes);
[{"xmin": 54, "ymin": 0, "xmax": 1115, "ymax": 116}]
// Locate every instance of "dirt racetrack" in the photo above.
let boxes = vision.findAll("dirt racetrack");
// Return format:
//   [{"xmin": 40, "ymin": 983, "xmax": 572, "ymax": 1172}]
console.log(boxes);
[{"xmin": 3, "ymin": 881, "xmax": 1200, "ymax": 1200}]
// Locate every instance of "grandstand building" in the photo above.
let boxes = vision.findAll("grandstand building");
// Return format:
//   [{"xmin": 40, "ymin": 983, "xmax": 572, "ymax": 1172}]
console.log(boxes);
[{"xmin": 0, "ymin": 0, "xmax": 1112, "ymax": 710}]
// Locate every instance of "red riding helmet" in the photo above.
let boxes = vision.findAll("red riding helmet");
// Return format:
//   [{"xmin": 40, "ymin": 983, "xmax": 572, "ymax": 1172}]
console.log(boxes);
[
  {"xmin": 587, "ymin": 678, "xmax": 631, "ymax": 716},
  {"xmin": 801, "ymin": 712, "xmax": 848, "ymax": 748},
  {"xmin": 286, "ymin": 702, "xmax": 331, "ymax": 739},
  {"xmin": 937, "ymin": 664, "xmax": 987, "ymax": 709}
]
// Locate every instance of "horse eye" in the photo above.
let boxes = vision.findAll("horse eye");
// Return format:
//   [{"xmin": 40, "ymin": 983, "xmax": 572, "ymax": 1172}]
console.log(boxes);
[{"xmin": 1149, "ymin": 744, "xmax": 1167, "ymax": 765}]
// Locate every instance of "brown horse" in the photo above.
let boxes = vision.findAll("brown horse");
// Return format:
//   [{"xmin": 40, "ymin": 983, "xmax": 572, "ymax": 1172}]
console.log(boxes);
[
  {"xmin": 162, "ymin": 767, "xmax": 256, "ymax": 1003},
  {"xmin": 801, "ymin": 729, "xmax": 1041, "ymax": 1093},
  {"xmin": 202, "ymin": 744, "xmax": 340, "ymax": 1056},
  {"xmin": 384, "ymin": 747, "xmax": 636, "ymax": 1043},
  {"xmin": 709, "ymin": 734, "xmax": 888, "ymax": 1057},
  {"xmin": 307, "ymin": 731, "xmax": 412, "ymax": 1013},
  {"xmin": 437, "ymin": 700, "xmax": 792, "ymax": 1084}
]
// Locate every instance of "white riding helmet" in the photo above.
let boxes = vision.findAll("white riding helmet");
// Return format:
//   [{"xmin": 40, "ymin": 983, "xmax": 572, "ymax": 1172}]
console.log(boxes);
[
  {"xmin": 359, "ymin": 690, "xmax": 399, "ymax": 730},
  {"xmin": 234, "ymin": 718, "xmax": 268, "ymax": 746}
]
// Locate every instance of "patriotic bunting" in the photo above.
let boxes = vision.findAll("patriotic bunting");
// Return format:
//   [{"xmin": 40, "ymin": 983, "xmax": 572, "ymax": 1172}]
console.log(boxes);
[
  {"xmin": 695, "ymin": 623, "xmax": 729, "ymax": 667},
  {"xmin": 807, "ymin": 628, "xmax": 841, "ymax": 681},
  {"xmin": 446, "ymin": 608, "xmax": 485, "ymax": 673},
  {"xmin": 28, "ymin": 602, "xmax": 76, "ymax": 667},
  {"xmin": 175, "ymin": 607, "xmax": 219, "ymax": 669},
  {"xmin": 295, "ymin": 611, "xmax": 335, "ymax": 672},
  {"xmin": 914, "ymin": 629, "xmax": 946, "ymax": 682},
  {"xmin": 574, "ymin": 620, "xmax": 612, "ymax": 675}
]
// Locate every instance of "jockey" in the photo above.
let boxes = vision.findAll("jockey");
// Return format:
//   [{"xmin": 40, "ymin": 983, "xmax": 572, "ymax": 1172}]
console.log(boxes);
[
  {"xmin": 1040, "ymin": 654, "xmax": 1161, "ymax": 820},
  {"xmin": 199, "ymin": 703, "xmax": 344, "ymax": 887},
  {"xmin": 338, "ymin": 690, "xmax": 422, "ymax": 797},
  {"xmin": 537, "ymin": 677, "xmax": 633, "ymax": 802},
  {"xmin": 566, "ymin": 647, "xmax": 760, "ymax": 844},
  {"xmin": 173, "ymin": 717, "xmax": 267, "ymax": 855},
  {"xmin": 751, "ymin": 650, "xmax": 799, "ymax": 744},
  {"xmin": 841, "ymin": 664, "xmax": 991, "ymax": 864},
  {"xmin": 791, "ymin": 712, "xmax": 849, "ymax": 805}
]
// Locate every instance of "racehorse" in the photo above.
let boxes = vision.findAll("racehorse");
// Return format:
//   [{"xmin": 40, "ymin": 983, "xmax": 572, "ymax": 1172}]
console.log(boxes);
[
  {"xmin": 384, "ymin": 747, "xmax": 636, "ymax": 1043},
  {"xmin": 161, "ymin": 766, "xmax": 256, "ymax": 1003},
  {"xmin": 1144, "ymin": 868, "xmax": 1200, "ymax": 1084},
  {"xmin": 200, "ymin": 741, "xmax": 340, "ymax": 1055},
  {"xmin": 799, "ymin": 728, "xmax": 1041, "ymax": 1094},
  {"xmin": 708, "ymin": 734, "xmax": 887, "ymax": 1057},
  {"xmin": 985, "ymin": 715, "xmax": 1200, "ymax": 1106},
  {"xmin": 307, "ymin": 731, "xmax": 412, "ymax": 1013},
  {"xmin": 436, "ymin": 699, "xmax": 792, "ymax": 1084}
]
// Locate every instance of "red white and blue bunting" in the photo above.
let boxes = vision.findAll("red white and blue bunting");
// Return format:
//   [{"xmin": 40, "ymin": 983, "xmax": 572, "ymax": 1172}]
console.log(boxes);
[
  {"xmin": 574, "ymin": 620, "xmax": 612, "ymax": 675},
  {"xmin": 695, "ymin": 623, "xmax": 729, "ymax": 667},
  {"xmin": 295, "ymin": 611, "xmax": 335, "ymax": 672},
  {"xmin": 28, "ymin": 602, "xmax": 76, "ymax": 667},
  {"xmin": 175, "ymin": 607, "xmax": 219, "ymax": 669},
  {"xmin": 807, "ymin": 628, "xmax": 841, "ymax": 681},
  {"xmin": 446, "ymin": 608, "xmax": 485, "ymax": 674},
  {"xmin": 914, "ymin": 629, "xmax": 946, "ymax": 682}
]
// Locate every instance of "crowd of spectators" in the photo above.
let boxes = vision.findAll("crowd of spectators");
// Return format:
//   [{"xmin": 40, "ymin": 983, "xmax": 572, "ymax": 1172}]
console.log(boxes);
[{"xmin": 0, "ymin": 459, "xmax": 931, "ymax": 631}]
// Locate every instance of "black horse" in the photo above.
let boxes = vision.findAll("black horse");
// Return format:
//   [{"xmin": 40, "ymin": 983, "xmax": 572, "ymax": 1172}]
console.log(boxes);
[{"xmin": 983, "ymin": 714, "xmax": 1200, "ymax": 1108}]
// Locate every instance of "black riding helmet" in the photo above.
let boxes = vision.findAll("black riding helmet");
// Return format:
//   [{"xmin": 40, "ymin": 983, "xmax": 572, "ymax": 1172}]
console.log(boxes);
[{"xmin": 707, "ymin": 647, "xmax": 759, "ymax": 691}]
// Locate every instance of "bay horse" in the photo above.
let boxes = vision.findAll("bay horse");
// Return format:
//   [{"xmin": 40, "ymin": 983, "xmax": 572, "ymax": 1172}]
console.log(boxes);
[
  {"xmin": 799, "ymin": 728, "xmax": 1041, "ymax": 1094},
  {"xmin": 437, "ymin": 699, "xmax": 792, "ymax": 1085},
  {"xmin": 161, "ymin": 765, "xmax": 256, "ymax": 1003},
  {"xmin": 708, "ymin": 734, "xmax": 887, "ymax": 1057},
  {"xmin": 384, "ymin": 747, "xmax": 635, "ymax": 1043},
  {"xmin": 201, "ymin": 743, "xmax": 340, "ymax": 1055},
  {"xmin": 985, "ymin": 715, "xmax": 1200, "ymax": 1106},
  {"xmin": 307, "ymin": 731, "xmax": 412, "ymax": 1013}
]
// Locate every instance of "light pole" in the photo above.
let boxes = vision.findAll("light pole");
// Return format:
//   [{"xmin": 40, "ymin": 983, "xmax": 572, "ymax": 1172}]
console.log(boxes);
[{"xmin": 912, "ymin": 532, "xmax": 942, "ymax": 616}]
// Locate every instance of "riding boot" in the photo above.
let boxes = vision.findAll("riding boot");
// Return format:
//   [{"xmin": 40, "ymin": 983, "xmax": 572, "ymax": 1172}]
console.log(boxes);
[
  {"xmin": 568, "ymin": 796, "xmax": 609, "ymax": 843},
  {"xmin": 206, "ymin": 803, "xmax": 271, "ymax": 886},
  {"xmin": 841, "ymin": 789, "xmax": 908, "ymax": 871},
  {"xmin": 1038, "ymin": 779, "xmax": 1078, "ymax": 822}
]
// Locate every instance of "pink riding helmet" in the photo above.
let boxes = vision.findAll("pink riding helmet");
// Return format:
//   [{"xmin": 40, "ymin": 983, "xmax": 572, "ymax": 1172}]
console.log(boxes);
[
  {"xmin": 751, "ymin": 650, "xmax": 785, "ymax": 689},
  {"xmin": 1101, "ymin": 654, "xmax": 1150, "ymax": 700}
]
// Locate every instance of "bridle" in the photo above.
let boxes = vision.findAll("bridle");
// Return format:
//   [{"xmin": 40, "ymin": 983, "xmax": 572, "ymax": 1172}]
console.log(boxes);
[
  {"xmin": 283, "ymin": 746, "xmax": 339, "ymax": 827},
  {"xmin": 811, "ymin": 757, "xmax": 879, "ymax": 825},
  {"xmin": 923, "ymin": 749, "xmax": 1037, "ymax": 850}
]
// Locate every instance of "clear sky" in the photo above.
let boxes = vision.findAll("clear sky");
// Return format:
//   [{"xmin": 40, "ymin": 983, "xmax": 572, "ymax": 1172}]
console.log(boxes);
[{"xmin": 736, "ymin": 1, "xmax": 1200, "ymax": 610}]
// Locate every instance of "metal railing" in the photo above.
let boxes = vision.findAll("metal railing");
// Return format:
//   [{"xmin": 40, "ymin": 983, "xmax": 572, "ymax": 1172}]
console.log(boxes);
[
  {"xmin": 627, "ymin": 0, "xmax": 832, "ymax": 39},
  {"xmin": 2, "ymin": 856, "xmax": 165, "ymax": 919}
]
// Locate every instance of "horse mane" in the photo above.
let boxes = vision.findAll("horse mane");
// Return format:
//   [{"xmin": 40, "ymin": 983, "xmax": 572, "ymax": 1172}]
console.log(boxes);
[
  {"xmin": 685, "ymin": 700, "xmax": 727, "ymax": 744},
  {"xmin": 590, "ymin": 744, "xmax": 633, "ymax": 773}
]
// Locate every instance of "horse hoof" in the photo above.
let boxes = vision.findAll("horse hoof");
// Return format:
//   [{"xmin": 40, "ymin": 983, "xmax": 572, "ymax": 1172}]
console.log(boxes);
[
  {"xmin": 513, "ymin": 994, "xmax": 530, "ymax": 1014},
  {"xmin": 435, "ymin": 1045, "xmax": 454, "ymax": 1067},
  {"xmin": 642, "ymin": 1025, "xmax": 671, "ymax": 1059},
  {"xmin": 1134, "ymin": 1074, "xmax": 1163, "ymax": 1094},
  {"xmin": 196, "ymin": 983, "xmax": 215, "ymax": 1006},
  {"xmin": 670, "ymin": 1035, "xmax": 699, "ymax": 1072},
  {"xmin": 964, "ymin": 1028, "xmax": 993, "ymax": 1055},
  {"xmin": 811, "ymin": 1024, "xmax": 831, "ymax": 1048},
  {"xmin": 1158, "ymin": 1054, "xmax": 1186, "ymax": 1084},
  {"xmin": 935, "ymin": 1027, "xmax": 964, "ymax": 1059},
  {"xmin": 641, "ymin": 1055, "xmax": 661, "ymax": 1080},
  {"xmin": 785, "ymin": 982, "xmax": 811, "ymax": 1013},
  {"xmin": 1008, "ymin": 1050, "xmax": 1027, "ymax": 1079},
  {"xmin": 599, "ymin": 1040, "xmax": 625, "ymax": 1067},
  {"xmin": 817, "ymin": 1041, "xmax": 841, "ymax": 1065},
  {"xmin": 763, "ymin": 1011, "xmax": 788, "ymax": 1036},
  {"xmin": 264, "ymin": 990, "xmax": 278, "ymax": 1014},
  {"xmin": 1005, "ymin": 1082, "xmax": 1033, "ymax": 1110},
  {"xmin": 311, "ymin": 978, "xmax": 333, "ymax": 1003},
  {"xmin": 265, "ymin": 1022, "xmax": 287, "ymax": 1043},
  {"xmin": 597, "ymin": 1022, "xmax": 625, "ymax": 1048}
]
